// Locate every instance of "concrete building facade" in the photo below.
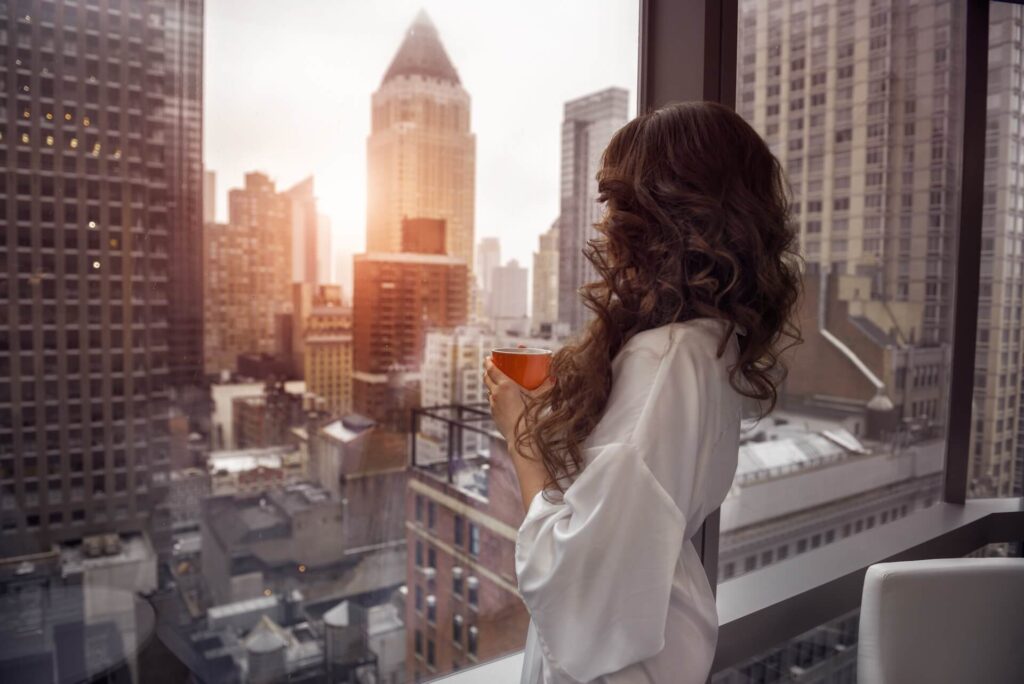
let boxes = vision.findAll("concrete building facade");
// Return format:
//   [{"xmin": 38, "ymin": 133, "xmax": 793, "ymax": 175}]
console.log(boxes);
[
  {"xmin": 557, "ymin": 88, "xmax": 629, "ymax": 332},
  {"xmin": 203, "ymin": 173, "xmax": 292, "ymax": 376}
]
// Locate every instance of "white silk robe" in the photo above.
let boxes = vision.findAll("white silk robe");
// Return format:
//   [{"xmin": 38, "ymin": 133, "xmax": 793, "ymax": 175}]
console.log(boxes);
[{"xmin": 516, "ymin": 318, "xmax": 744, "ymax": 684}]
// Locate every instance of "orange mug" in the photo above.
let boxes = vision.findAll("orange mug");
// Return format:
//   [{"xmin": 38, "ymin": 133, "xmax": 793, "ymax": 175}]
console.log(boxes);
[{"xmin": 491, "ymin": 347, "xmax": 553, "ymax": 390}]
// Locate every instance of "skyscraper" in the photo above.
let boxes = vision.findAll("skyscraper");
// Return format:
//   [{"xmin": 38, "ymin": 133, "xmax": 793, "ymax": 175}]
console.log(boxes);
[
  {"xmin": 285, "ymin": 176, "xmax": 319, "ymax": 287},
  {"xmin": 352, "ymin": 248, "xmax": 468, "ymax": 427},
  {"xmin": 203, "ymin": 169, "xmax": 217, "ymax": 224},
  {"xmin": 165, "ymin": 0, "xmax": 205, "ymax": 390},
  {"xmin": 982, "ymin": 2, "xmax": 1024, "ymax": 498},
  {"xmin": 488, "ymin": 259, "xmax": 529, "ymax": 334},
  {"xmin": 304, "ymin": 288, "xmax": 353, "ymax": 416},
  {"xmin": 557, "ymin": 88, "xmax": 629, "ymax": 332},
  {"xmin": 735, "ymin": 0, "xmax": 1021, "ymax": 497},
  {"xmin": 476, "ymin": 236, "xmax": 501, "ymax": 295},
  {"xmin": 0, "ymin": 0, "xmax": 202, "ymax": 551},
  {"xmin": 532, "ymin": 221, "xmax": 560, "ymax": 333},
  {"xmin": 366, "ymin": 10, "xmax": 476, "ymax": 270},
  {"xmin": 316, "ymin": 212, "xmax": 332, "ymax": 284},
  {"xmin": 203, "ymin": 172, "xmax": 291, "ymax": 376}
]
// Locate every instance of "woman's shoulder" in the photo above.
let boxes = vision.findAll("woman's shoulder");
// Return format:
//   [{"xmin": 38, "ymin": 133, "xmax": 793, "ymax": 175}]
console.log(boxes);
[{"xmin": 619, "ymin": 317, "xmax": 734, "ymax": 362}]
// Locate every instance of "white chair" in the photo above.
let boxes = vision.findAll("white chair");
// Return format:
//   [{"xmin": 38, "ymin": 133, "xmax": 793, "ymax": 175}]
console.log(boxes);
[{"xmin": 858, "ymin": 558, "xmax": 1024, "ymax": 684}]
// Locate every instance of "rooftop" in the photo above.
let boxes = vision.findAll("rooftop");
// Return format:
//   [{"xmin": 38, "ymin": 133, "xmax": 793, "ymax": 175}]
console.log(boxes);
[
  {"xmin": 735, "ymin": 412, "xmax": 871, "ymax": 483},
  {"xmin": 320, "ymin": 414, "xmax": 376, "ymax": 444},
  {"xmin": 209, "ymin": 446, "xmax": 293, "ymax": 474},
  {"xmin": 382, "ymin": 10, "xmax": 461, "ymax": 86},
  {"xmin": 60, "ymin": 532, "xmax": 156, "ymax": 576},
  {"xmin": 204, "ymin": 483, "xmax": 335, "ymax": 549}
]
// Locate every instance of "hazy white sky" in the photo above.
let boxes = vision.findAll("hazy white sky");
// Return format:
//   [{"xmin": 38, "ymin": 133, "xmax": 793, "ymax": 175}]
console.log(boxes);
[{"xmin": 204, "ymin": 0, "xmax": 638, "ymax": 281}]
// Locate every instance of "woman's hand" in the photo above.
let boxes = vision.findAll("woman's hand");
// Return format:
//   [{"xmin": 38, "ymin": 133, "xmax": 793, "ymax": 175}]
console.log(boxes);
[
  {"xmin": 481, "ymin": 356, "xmax": 552, "ymax": 445},
  {"xmin": 482, "ymin": 353, "xmax": 555, "ymax": 509}
]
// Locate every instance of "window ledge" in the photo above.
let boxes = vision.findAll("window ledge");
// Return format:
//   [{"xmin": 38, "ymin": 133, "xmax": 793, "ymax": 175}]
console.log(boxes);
[{"xmin": 714, "ymin": 497, "xmax": 1024, "ymax": 670}]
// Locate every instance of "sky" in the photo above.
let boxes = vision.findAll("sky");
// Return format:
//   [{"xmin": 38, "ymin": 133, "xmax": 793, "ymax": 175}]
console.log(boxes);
[{"xmin": 204, "ymin": 0, "xmax": 638, "ymax": 288}]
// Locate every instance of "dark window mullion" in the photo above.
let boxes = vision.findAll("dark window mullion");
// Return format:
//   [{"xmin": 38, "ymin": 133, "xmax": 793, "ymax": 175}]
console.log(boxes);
[{"xmin": 944, "ymin": 0, "xmax": 991, "ymax": 504}]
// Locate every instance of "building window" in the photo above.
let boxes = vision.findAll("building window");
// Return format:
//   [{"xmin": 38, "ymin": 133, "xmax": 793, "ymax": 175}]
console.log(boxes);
[
  {"xmin": 415, "ymin": 629, "xmax": 423, "ymax": 656},
  {"xmin": 468, "ymin": 626, "xmax": 479, "ymax": 657},
  {"xmin": 428, "ymin": 546, "xmax": 437, "ymax": 569},
  {"xmin": 415, "ymin": 540, "xmax": 423, "ymax": 567},
  {"xmin": 744, "ymin": 555, "xmax": 757, "ymax": 572},
  {"xmin": 428, "ymin": 500, "xmax": 436, "ymax": 528},
  {"xmin": 426, "ymin": 595, "xmax": 436, "ymax": 623},
  {"xmin": 777, "ymin": 545, "xmax": 789, "ymax": 561},
  {"xmin": 416, "ymin": 494, "xmax": 423, "ymax": 522},
  {"xmin": 427, "ymin": 639, "xmax": 435, "ymax": 667},
  {"xmin": 454, "ymin": 513, "xmax": 464, "ymax": 546},
  {"xmin": 453, "ymin": 614, "xmax": 463, "ymax": 644},
  {"xmin": 415, "ymin": 584, "xmax": 423, "ymax": 612},
  {"xmin": 467, "ymin": 576, "xmax": 479, "ymax": 608},
  {"xmin": 468, "ymin": 522, "xmax": 480, "ymax": 556},
  {"xmin": 452, "ymin": 566, "xmax": 463, "ymax": 596}
]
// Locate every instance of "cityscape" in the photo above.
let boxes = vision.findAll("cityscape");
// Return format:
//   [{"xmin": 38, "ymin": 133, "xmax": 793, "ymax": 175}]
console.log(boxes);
[{"xmin": 1, "ymin": 1, "xmax": 1022, "ymax": 684}]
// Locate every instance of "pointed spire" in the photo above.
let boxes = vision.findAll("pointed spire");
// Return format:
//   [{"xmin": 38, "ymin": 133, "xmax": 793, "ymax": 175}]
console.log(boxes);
[{"xmin": 382, "ymin": 9, "xmax": 461, "ymax": 86}]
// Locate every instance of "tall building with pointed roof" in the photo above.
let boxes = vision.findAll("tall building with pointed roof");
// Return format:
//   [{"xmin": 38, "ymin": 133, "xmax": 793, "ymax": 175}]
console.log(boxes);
[{"xmin": 366, "ymin": 10, "xmax": 476, "ymax": 271}]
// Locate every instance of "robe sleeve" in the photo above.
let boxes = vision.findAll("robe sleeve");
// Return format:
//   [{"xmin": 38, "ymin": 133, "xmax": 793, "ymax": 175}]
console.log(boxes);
[{"xmin": 515, "ymin": 441, "xmax": 687, "ymax": 682}]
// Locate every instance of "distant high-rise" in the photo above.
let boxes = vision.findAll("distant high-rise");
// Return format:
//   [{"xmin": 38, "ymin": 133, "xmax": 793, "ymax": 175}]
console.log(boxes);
[
  {"xmin": 984, "ymin": 3, "xmax": 1024, "ymax": 498},
  {"xmin": 736, "ymin": 0, "xmax": 1022, "ymax": 497},
  {"xmin": 203, "ymin": 173, "xmax": 292, "ymax": 376},
  {"xmin": 476, "ymin": 236, "xmax": 501, "ymax": 294},
  {"xmin": 558, "ymin": 88, "xmax": 629, "ymax": 332},
  {"xmin": 317, "ymin": 213, "xmax": 333, "ymax": 284},
  {"xmin": 352, "ymin": 245, "xmax": 468, "ymax": 426},
  {"xmin": 532, "ymin": 221, "xmax": 560, "ymax": 332},
  {"xmin": 0, "ymin": 0, "xmax": 203, "ymax": 551},
  {"xmin": 367, "ymin": 11, "xmax": 476, "ymax": 270},
  {"xmin": 488, "ymin": 259, "xmax": 529, "ymax": 334},
  {"xmin": 203, "ymin": 169, "xmax": 217, "ymax": 224},
  {"xmin": 304, "ymin": 287, "xmax": 353, "ymax": 415},
  {"xmin": 165, "ymin": 0, "xmax": 206, "ymax": 389},
  {"xmin": 285, "ymin": 177, "xmax": 319, "ymax": 287}
]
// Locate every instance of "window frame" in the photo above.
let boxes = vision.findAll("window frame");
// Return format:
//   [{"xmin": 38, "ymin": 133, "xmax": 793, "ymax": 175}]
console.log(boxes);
[{"xmin": 641, "ymin": 0, "xmax": 997, "ymax": 590}]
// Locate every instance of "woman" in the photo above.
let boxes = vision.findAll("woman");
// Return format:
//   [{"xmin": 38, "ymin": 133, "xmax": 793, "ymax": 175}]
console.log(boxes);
[{"xmin": 482, "ymin": 101, "xmax": 801, "ymax": 684}]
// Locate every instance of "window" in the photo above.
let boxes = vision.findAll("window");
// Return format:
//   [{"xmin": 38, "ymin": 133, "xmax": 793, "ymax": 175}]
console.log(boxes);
[
  {"xmin": 468, "ymin": 626, "xmax": 479, "ymax": 657},
  {"xmin": 454, "ymin": 513, "xmax": 464, "ymax": 546},
  {"xmin": 468, "ymin": 521, "xmax": 481, "ymax": 556},
  {"xmin": 467, "ymin": 576, "xmax": 479, "ymax": 608},
  {"xmin": 969, "ymin": 1, "xmax": 1022, "ymax": 503},
  {"xmin": 452, "ymin": 566, "xmax": 464, "ymax": 596},
  {"xmin": 453, "ymin": 614, "xmax": 464, "ymax": 644}
]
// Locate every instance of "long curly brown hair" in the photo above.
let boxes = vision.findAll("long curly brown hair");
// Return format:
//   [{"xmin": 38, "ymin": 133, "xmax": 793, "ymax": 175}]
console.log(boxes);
[{"xmin": 515, "ymin": 101, "xmax": 802, "ymax": 493}]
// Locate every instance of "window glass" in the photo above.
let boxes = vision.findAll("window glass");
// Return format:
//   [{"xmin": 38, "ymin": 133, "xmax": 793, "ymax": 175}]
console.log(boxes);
[
  {"xmin": 0, "ymin": 2, "xmax": 638, "ymax": 684},
  {"xmin": 718, "ymin": 0, "xmax": 969, "ymax": 678},
  {"xmin": 970, "ymin": 1, "xmax": 1024, "ymax": 501}
]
